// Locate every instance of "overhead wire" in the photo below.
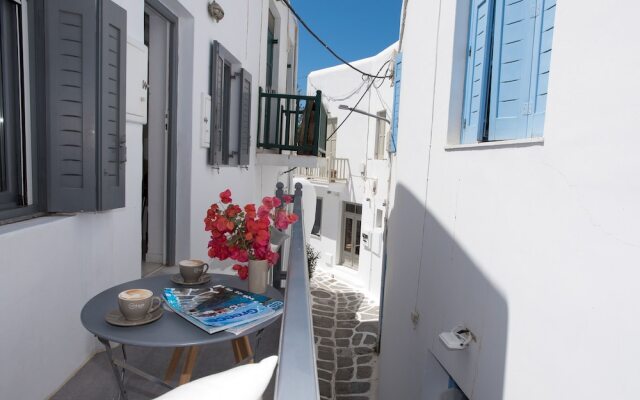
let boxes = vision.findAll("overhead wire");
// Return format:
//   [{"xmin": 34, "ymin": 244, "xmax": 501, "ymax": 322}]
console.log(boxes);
[
  {"xmin": 280, "ymin": 0, "xmax": 393, "ymax": 80},
  {"xmin": 326, "ymin": 59, "xmax": 392, "ymax": 142},
  {"xmin": 308, "ymin": 78, "xmax": 369, "ymax": 102}
]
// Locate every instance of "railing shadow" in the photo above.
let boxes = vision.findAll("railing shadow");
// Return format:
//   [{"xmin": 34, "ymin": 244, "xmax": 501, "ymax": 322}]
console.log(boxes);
[{"xmin": 379, "ymin": 184, "xmax": 508, "ymax": 399}]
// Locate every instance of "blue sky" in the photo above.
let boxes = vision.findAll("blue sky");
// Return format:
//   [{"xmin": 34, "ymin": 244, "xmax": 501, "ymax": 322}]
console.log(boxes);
[{"xmin": 293, "ymin": 0, "xmax": 403, "ymax": 93}]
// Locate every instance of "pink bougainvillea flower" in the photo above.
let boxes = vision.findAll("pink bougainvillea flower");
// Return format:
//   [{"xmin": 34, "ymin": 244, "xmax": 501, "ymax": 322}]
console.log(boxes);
[
  {"xmin": 283, "ymin": 195, "xmax": 293, "ymax": 204},
  {"xmin": 257, "ymin": 205, "xmax": 270, "ymax": 218},
  {"xmin": 220, "ymin": 189, "xmax": 232, "ymax": 204},
  {"xmin": 262, "ymin": 196, "xmax": 274, "ymax": 210},
  {"xmin": 272, "ymin": 196, "xmax": 282, "ymax": 208}
]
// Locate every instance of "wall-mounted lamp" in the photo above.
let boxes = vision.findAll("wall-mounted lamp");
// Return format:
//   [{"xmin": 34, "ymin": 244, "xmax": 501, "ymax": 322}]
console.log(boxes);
[
  {"xmin": 208, "ymin": 1, "xmax": 224, "ymax": 22},
  {"xmin": 439, "ymin": 325, "xmax": 474, "ymax": 350},
  {"xmin": 338, "ymin": 104, "xmax": 391, "ymax": 124}
]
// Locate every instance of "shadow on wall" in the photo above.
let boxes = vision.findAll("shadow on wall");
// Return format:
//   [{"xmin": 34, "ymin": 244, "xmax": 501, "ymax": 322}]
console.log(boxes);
[{"xmin": 380, "ymin": 184, "xmax": 508, "ymax": 399}]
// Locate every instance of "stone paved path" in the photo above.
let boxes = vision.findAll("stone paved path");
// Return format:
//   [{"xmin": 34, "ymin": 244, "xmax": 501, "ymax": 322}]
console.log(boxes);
[{"xmin": 311, "ymin": 269, "xmax": 380, "ymax": 400}]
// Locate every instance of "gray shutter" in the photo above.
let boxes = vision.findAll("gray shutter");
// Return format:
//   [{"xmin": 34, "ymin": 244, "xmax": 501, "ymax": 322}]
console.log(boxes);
[
  {"xmin": 45, "ymin": 0, "xmax": 97, "ymax": 212},
  {"xmin": 98, "ymin": 0, "xmax": 127, "ymax": 210},
  {"xmin": 238, "ymin": 68, "xmax": 252, "ymax": 166},
  {"xmin": 208, "ymin": 41, "xmax": 224, "ymax": 165}
]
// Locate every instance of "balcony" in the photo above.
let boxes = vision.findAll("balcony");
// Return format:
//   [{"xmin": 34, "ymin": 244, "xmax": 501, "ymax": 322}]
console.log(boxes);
[
  {"xmin": 295, "ymin": 157, "xmax": 350, "ymax": 183},
  {"xmin": 51, "ymin": 182, "xmax": 321, "ymax": 400},
  {"xmin": 256, "ymin": 89, "xmax": 328, "ymax": 168}
]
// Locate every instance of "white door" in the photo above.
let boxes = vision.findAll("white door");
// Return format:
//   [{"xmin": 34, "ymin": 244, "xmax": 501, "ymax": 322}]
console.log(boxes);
[
  {"xmin": 142, "ymin": 7, "xmax": 170, "ymax": 266},
  {"xmin": 341, "ymin": 202, "xmax": 362, "ymax": 269}
]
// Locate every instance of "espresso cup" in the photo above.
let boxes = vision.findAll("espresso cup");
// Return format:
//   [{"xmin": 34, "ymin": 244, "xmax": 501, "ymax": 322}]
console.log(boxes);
[
  {"xmin": 179, "ymin": 259, "xmax": 209, "ymax": 283},
  {"xmin": 118, "ymin": 289, "xmax": 162, "ymax": 321}
]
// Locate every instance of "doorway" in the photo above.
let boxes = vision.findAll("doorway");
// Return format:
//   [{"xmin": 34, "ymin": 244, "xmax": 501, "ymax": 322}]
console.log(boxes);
[
  {"xmin": 142, "ymin": 5, "xmax": 173, "ymax": 275},
  {"xmin": 341, "ymin": 202, "xmax": 362, "ymax": 269}
]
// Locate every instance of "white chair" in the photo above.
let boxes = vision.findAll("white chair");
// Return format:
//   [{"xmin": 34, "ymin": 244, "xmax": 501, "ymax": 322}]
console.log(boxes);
[{"xmin": 155, "ymin": 356, "xmax": 278, "ymax": 400}]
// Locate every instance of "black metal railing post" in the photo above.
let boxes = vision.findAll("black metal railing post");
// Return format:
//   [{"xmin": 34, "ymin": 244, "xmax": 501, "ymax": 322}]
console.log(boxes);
[{"xmin": 272, "ymin": 182, "xmax": 285, "ymax": 289}]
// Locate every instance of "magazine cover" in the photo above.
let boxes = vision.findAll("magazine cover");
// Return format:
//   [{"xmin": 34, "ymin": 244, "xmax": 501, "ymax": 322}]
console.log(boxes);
[
  {"xmin": 226, "ymin": 300, "xmax": 284, "ymax": 335},
  {"xmin": 163, "ymin": 285, "xmax": 274, "ymax": 334}
]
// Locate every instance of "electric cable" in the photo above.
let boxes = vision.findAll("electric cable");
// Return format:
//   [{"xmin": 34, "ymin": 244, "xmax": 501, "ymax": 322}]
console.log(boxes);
[
  {"xmin": 326, "ymin": 59, "xmax": 391, "ymax": 142},
  {"xmin": 281, "ymin": 0, "xmax": 393, "ymax": 80},
  {"xmin": 308, "ymin": 78, "xmax": 368, "ymax": 102}
]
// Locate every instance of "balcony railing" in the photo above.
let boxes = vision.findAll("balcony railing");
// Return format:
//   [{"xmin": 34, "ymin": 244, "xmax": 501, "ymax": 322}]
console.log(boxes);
[
  {"xmin": 295, "ymin": 157, "xmax": 350, "ymax": 182},
  {"xmin": 257, "ymin": 89, "xmax": 327, "ymax": 157},
  {"xmin": 274, "ymin": 182, "xmax": 319, "ymax": 400}
]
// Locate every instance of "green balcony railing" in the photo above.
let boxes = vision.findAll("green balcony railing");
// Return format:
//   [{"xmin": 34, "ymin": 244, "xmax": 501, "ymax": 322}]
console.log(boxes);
[{"xmin": 257, "ymin": 89, "xmax": 327, "ymax": 157}]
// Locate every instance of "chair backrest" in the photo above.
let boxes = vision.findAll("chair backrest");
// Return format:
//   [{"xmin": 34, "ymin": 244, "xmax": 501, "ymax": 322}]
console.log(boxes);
[{"xmin": 155, "ymin": 356, "xmax": 278, "ymax": 400}]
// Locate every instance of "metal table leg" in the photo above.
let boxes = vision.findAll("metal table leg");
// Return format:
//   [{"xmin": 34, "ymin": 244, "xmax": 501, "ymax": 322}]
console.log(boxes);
[{"xmin": 98, "ymin": 337, "xmax": 128, "ymax": 400}]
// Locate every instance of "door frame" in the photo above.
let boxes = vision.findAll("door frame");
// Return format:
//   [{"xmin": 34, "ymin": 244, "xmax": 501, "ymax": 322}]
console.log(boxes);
[
  {"xmin": 340, "ymin": 201, "xmax": 362, "ymax": 269},
  {"xmin": 144, "ymin": 0, "xmax": 179, "ymax": 265}
]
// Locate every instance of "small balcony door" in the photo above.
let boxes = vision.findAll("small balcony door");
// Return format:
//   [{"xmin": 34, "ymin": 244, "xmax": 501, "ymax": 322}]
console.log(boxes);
[{"xmin": 341, "ymin": 202, "xmax": 362, "ymax": 269}]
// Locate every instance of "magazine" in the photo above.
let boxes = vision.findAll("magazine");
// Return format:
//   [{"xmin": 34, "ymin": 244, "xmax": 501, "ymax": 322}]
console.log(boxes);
[
  {"xmin": 226, "ymin": 299, "xmax": 284, "ymax": 335},
  {"xmin": 163, "ymin": 285, "xmax": 275, "ymax": 334}
]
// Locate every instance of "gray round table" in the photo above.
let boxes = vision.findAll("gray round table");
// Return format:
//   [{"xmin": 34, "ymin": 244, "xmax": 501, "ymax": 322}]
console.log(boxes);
[{"xmin": 80, "ymin": 274, "xmax": 283, "ymax": 399}]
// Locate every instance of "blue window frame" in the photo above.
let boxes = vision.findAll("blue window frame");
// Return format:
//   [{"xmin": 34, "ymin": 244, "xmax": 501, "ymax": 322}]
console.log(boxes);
[
  {"xmin": 389, "ymin": 52, "xmax": 402, "ymax": 153},
  {"xmin": 461, "ymin": 0, "xmax": 556, "ymax": 143}
]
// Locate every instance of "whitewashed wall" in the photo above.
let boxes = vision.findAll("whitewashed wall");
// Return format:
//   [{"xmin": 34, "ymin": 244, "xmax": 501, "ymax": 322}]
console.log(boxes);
[
  {"xmin": 0, "ymin": 0, "xmax": 297, "ymax": 398},
  {"xmin": 379, "ymin": 1, "xmax": 640, "ymax": 399},
  {"xmin": 0, "ymin": 1, "xmax": 144, "ymax": 399},
  {"xmin": 182, "ymin": 0, "xmax": 297, "ymax": 269},
  {"xmin": 306, "ymin": 44, "xmax": 396, "ymax": 297}
]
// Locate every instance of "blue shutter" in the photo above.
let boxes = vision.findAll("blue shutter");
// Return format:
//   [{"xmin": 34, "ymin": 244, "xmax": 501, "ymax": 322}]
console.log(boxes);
[
  {"xmin": 527, "ymin": 0, "xmax": 556, "ymax": 137},
  {"xmin": 461, "ymin": 0, "xmax": 495, "ymax": 144},
  {"xmin": 389, "ymin": 52, "xmax": 402, "ymax": 153},
  {"xmin": 487, "ymin": 0, "xmax": 536, "ymax": 141}
]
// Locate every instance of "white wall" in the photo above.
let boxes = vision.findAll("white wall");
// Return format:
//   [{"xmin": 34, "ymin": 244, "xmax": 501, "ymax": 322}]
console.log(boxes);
[
  {"xmin": 305, "ymin": 44, "xmax": 396, "ymax": 297},
  {"xmin": 380, "ymin": 1, "xmax": 640, "ymax": 399},
  {"xmin": 0, "ymin": 1, "xmax": 144, "ymax": 398},
  {"xmin": 181, "ymin": 0, "xmax": 298, "ymax": 271},
  {"xmin": 0, "ymin": 0, "xmax": 298, "ymax": 398}
]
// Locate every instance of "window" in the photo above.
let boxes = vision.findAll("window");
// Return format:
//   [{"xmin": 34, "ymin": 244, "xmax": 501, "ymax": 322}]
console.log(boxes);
[
  {"xmin": 326, "ymin": 117, "xmax": 337, "ymax": 159},
  {"xmin": 209, "ymin": 41, "xmax": 252, "ymax": 167},
  {"xmin": 389, "ymin": 52, "xmax": 401, "ymax": 153},
  {"xmin": 461, "ymin": 0, "xmax": 556, "ymax": 143},
  {"xmin": 311, "ymin": 197, "xmax": 322, "ymax": 236},
  {"xmin": 376, "ymin": 208, "xmax": 383, "ymax": 228},
  {"xmin": 0, "ymin": 0, "xmax": 26, "ymax": 213},
  {"xmin": 0, "ymin": 0, "xmax": 127, "ymax": 223},
  {"xmin": 374, "ymin": 110, "xmax": 387, "ymax": 159},
  {"xmin": 266, "ymin": 10, "xmax": 276, "ymax": 90}
]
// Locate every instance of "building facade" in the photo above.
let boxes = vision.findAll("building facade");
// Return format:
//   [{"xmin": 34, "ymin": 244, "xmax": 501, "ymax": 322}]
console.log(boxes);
[
  {"xmin": 379, "ymin": 0, "xmax": 640, "ymax": 399},
  {"xmin": 302, "ymin": 43, "xmax": 397, "ymax": 298},
  {"xmin": 0, "ymin": 1, "xmax": 300, "ymax": 398}
]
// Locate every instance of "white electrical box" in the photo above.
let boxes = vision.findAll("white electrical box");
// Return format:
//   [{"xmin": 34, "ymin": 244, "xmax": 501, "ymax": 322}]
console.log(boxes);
[
  {"xmin": 201, "ymin": 92, "xmax": 212, "ymax": 148},
  {"xmin": 362, "ymin": 230, "xmax": 372, "ymax": 250},
  {"xmin": 125, "ymin": 37, "xmax": 148, "ymax": 124}
]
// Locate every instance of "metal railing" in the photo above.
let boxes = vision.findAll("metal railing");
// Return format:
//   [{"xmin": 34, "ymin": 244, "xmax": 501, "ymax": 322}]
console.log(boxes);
[
  {"xmin": 295, "ymin": 157, "xmax": 350, "ymax": 182},
  {"xmin": 257, "ymin": 89, "xmax": 327, "ymax": 157},
  {"xmin": 274, "ymin": 182, "xmax": 319, "ymax": 400}
]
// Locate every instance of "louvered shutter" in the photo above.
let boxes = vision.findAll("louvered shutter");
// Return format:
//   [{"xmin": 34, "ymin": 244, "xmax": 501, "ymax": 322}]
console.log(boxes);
[
  {"xmin": 487, "ymin": 0, "xmax": 536, "ymax": 140},
  {"xmin": 527, "ymin": 0, "xmax": 556, "ymax": 137},
  {"xmin": 98, "ymin": 0, "xmax": 127, "ymax": 210},
  {"xmin": 45, "ymin": 0, "xmax": 97, "ymax": 212},
  {"xmin": 461, "ymin": 0, "xmax": 494, "ymax": 144},
  {"xmin": 238, "ymin": 68, "xmax": 252, "ymax": 166},
  {"xmin": 389, "ymin": 52, "xmax": 402, "ymax": 153},
  {"xmin": 208, "ymin": 41, "xmax": 224, "ymax": 165}
]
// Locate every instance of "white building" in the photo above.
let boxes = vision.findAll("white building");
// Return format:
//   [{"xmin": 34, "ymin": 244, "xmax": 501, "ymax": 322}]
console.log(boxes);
[
  {"xmin": 379, "ymin": 0, "xmax": 640, "ymax": 399},
  {"xmin": 0, "ymin": 1, "xmax": 312, "ymax": 398},
  {"xmin": 301, "ymin": 43, "xmax": 397, "ymax": 299}
]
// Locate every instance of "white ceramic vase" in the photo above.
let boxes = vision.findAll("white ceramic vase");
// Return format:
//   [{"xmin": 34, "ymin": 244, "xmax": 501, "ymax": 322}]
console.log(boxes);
[{"xmin": 248, "ymin": 259, "xmax": 269, "ymax": 294}]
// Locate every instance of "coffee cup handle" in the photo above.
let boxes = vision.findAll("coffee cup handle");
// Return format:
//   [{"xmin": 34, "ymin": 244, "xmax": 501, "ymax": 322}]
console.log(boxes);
[
  {"xmin": 149, "ymin": 297, "xmax": 162, "ymax": 314},
  {"xmin": 203, "ymin": 263, "xmax": 209, "ymax": 275}
]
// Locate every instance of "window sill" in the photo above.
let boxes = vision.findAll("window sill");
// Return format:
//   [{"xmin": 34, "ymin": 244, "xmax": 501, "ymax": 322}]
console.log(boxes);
[
  {"xmin": 444, "ymin": 137, "xmax": 544, "ymax": 151},
  {"xmin": 0, "ymin": 213, "xmax": 71, "ymax": 235}
]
